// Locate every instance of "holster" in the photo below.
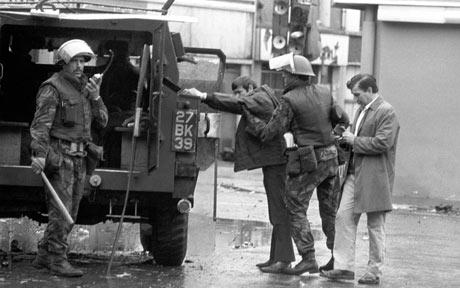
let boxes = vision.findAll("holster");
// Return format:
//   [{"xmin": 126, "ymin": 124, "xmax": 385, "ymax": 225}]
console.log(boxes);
[
  {"xmin": 335, "ymin": 143, "xmax": 350, "ymax": 165},
  {"xmin": 286, "ymin": 149, "xmax": 301, "ymax": 177},
  {"xmin": 298, "ymin": 146, "xmax": 317, "ymax": 173},
  {"xmin": 44, "ymin": 145, "xmax": 62, "ymax": 174},
  {"xmin": 86, "ymin": 142, "xmax": 104, "ymax": 175}
]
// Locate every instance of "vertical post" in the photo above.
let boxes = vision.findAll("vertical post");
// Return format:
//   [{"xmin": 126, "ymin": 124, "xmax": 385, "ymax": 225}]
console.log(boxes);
[
  {"xmin": 212, "ymin": 138, "xmax": 219, "ymax": 222},
  {"xmin": 360, "ymin": 6, "xmax": 377, "ymax": 74},
  {"xmin": 319, "ymin": 0, "xmax": 331, "ymax": 28}
]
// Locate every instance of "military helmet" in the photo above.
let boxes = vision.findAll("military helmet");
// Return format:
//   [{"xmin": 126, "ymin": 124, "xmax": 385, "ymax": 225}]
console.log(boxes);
[
  {"xmin": 269, "ymin": 52, "xmax": 315, "ymax": 77},
  {"xmin": 57, "ymin": 39, "xmax": 95, "ymax": 64}
]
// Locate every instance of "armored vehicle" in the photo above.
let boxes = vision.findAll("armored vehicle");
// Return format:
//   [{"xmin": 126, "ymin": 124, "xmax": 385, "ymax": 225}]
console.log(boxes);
[{"xmin": 0, "ymin": 1, "xmax": 225, "ymax": 266}]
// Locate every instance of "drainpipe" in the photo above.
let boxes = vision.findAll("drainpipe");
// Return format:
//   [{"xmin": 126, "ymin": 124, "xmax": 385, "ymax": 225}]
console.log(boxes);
[
  {"xmin": 360, "ymin": 5, "xmax": 377, "ymax": 74},
  {"xmin": 319, "ymin": 0, "xmax": 331, "ymax": 27}
]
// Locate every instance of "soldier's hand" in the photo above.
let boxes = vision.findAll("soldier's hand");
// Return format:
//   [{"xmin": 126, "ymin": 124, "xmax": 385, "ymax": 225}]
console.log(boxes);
[
  {"xmin": 178, "ymin": 88, "xmax": 207, "ymax": 100},
  {"xmin": 31, "ymin": 157, "xmax": 46, "ymax": 175},
  {"xmin": 86, "ymin": 77, "xmax": 101, "ymax": 100}
]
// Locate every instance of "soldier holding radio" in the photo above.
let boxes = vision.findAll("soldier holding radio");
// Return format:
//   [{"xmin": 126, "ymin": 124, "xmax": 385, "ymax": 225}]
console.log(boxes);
[{"xmin": 30, "ymin": 39, "xmax": 108, "ymax": 277}]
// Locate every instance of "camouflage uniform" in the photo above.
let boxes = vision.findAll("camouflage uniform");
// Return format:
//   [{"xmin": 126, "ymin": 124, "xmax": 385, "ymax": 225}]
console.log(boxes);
[
  {"xmin": 30, "ymin": 71, "xmax": 108, "ymax": 259},
  {"xmin": 245, "ymin": 82, "xmax": 349, "ymax": 259}
]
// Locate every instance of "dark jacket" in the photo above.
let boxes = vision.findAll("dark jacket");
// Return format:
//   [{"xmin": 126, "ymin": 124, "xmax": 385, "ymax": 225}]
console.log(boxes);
[
  {"xmin": 244, "ymin": 82, "xmax": 349, "ymax": 146},
  {"xmin": 283, "ymin": 84, "xmax": 344, "ymax": 147},
  {"xmin": 204, "ymin": 85, "xmax": 286, "ymax": 172}
]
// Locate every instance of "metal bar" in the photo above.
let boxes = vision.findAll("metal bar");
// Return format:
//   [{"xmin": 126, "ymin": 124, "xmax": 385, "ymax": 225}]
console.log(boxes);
[
  {"xmin": 212, "ymin": 139, "xmax": 219, "ymax": 222},
  {"xmin": 148, "ymin": 23, "xmax": 166, "ymax": 171},
  {"xmin": 54, "ymin": 1, "xmax": 166, "ymax": 13},
  {"xmin": 161, "ymin": 0, "xmax": 175, "ymax": 15},
  {"xmin": 106, "ymin": 44, "xmax": 150, "ymax": 277},
  {"xmin": 40, "ymin": 172, "xmax": 74, "ymax": 225}
]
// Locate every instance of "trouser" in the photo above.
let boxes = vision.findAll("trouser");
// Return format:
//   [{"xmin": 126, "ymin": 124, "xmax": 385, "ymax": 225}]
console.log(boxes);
[
  {"xmin": 333, "ymin": 174, "xmax": 387, "ymax": 276},
  {"xmin": 38, "ymin": 152, "xmax": 86, "ymax": 257},
  {"xmin": 262, "ymin": 164, "xmax": 295, "ymax": 263},
  {"xmin": 285, "ymin": 158, "xmax": 339, "ymax": 257}
]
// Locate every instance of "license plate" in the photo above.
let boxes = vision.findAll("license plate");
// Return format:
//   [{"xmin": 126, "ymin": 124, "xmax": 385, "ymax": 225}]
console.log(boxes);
[{"xmin": 172, "ymin": 109, "xmax": 198, "ymax": 152}]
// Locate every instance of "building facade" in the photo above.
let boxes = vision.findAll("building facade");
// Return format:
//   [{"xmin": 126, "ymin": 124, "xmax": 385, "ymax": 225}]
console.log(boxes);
[
  {"xmin": 83, "ymin": 0, "xmax": 364, "ymax": 169},
  {"xmin": 335, "ymin": 0, "xmax": 460, "ymax": 202}
]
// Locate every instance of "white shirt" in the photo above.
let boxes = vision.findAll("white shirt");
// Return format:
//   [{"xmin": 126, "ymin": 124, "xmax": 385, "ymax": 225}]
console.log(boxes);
[{"xmin": 354, "ymin": 95, "xmax": 379, "ymax": 136}]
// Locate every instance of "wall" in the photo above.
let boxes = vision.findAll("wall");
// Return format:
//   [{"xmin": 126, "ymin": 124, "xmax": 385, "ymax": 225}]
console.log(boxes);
[
  {"xmin": 376, "ymin": 21, "xmax": 460, "ymax": 201},
  {"xmin": 146, "ymin": 0, "xmax": 255, "ymax": 61}
]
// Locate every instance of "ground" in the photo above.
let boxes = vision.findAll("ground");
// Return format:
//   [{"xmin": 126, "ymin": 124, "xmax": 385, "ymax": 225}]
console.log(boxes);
[{"xmin": 0, "ymin": 160, "xmax": 459, "ymax": 287}]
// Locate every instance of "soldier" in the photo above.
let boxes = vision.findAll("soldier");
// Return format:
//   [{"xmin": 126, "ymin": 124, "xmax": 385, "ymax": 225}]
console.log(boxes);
[
  {"xmin": 30, "ymin": 39, "xmax": 108, "ymax": 277},
  {"xmin": 180, "ymin": 76, "xmax": 295, "ymax": 273},
  {"xmin": 244, "ymin": 53, "xmax": 349, "ymax": 275}
]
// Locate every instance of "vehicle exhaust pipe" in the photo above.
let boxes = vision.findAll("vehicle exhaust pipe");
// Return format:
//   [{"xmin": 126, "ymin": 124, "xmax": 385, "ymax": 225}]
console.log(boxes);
[{"xmin": 177, "ymin": 199, "xmax": 192, "ymax": 214}]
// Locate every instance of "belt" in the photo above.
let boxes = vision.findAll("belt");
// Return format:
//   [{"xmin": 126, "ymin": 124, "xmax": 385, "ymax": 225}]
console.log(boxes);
[
  {"xmin": 314, "ymin": 144, "xmax": 337, "ymax": 162},
  {"xmin": 285, "ymin": 144, "xmax": 337, "ymax": 162},
  {"xmin": 51, "ymin": 137, "xmax": 87, "ymax": 157}
]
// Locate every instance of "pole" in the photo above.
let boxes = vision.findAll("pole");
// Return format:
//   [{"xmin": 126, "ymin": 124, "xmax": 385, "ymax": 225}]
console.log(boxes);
[
  {"xmin": 40, "ymin": 172, "xmax": 74, "ymax": 225},
  {"xmin": 106, "ymin": 44, "xmax": 150, "ymax": 277},
  {"xmin": 212, "ymin": 139, "xmax": 218, "ymax": 222}
]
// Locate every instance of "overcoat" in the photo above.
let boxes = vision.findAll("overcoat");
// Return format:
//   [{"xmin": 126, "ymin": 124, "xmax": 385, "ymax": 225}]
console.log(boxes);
[{"xmin": 352, "ymin": 96, "xmax": 400, "ymax": 213}]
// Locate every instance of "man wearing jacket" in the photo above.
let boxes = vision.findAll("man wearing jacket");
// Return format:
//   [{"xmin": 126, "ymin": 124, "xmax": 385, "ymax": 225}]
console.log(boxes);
[
  {"xmin": 180, "ymin": 76, "xmax": 295, "ymax": 273},
  {"xmin": 321, "ymin": 74, "xmax": 399, "ymax": 285},
  {"xmin": 30, "ymin": 39, "xmax": 108, "ymax": 277},
  {"xmin": 244, "ymin": 53, "xmax": 349, "ymax": 275}
]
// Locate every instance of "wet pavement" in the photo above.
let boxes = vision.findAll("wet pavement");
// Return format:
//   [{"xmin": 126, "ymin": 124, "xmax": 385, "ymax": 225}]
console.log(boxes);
[
  {"xmin": 0, "ymin": 161, "xmax": 459, "ymax": 287},
  {"xmin": 1, "ymin": 211, "xmax": 459, "ymax": 287}
]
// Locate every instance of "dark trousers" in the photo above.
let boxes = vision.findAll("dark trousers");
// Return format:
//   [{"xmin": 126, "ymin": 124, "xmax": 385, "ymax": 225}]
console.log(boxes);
[
  {"xmin": 262, "ymin": 163, "xmax": 295, "ymax": 263},
  {"xmin": 39, "ymin": 153, "xmax": 86, "ymax": 257}
]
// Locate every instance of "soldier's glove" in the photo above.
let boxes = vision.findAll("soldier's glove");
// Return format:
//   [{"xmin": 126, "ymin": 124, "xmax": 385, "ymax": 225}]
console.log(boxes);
[
  {"xmin": 178, "ymin": 88, "xmax": 207, "ymax": 100},
  {"xmin": 31, "ymin": 157, "xmax": 46, "ymax": 175}
]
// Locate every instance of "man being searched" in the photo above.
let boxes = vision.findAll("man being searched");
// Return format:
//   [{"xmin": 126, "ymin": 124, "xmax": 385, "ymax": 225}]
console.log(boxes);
[
  {"xmin": 180, "ymin": 76, "xmax": 295, "ymax": 273},
  {"xmin": 321, "ymin": 74, "xmax": 399, "ymax": 285},
  {"xmin": 243, "ymin": 53, "xmax": 349, "ymax": 275},
  {"xmin": 30, "ymin": 39, "xmax": 108, "ymax": 277}
]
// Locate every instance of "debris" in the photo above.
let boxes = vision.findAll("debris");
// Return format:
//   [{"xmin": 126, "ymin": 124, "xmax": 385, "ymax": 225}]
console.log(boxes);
[
  {"xmin": 362, "ymin": 232, "xmax": 369, "ymax": 240},
  {"xmin": 435, "ymin": 204, "xmax": 453, "ymax": 213},
  {"xmin": 11, "ymin": 239, "xmax": 23, "ymax": 253},
  {"xmin": 115, "ymin": 272, "xmax": 132, "ymax": 278},
  {"xmin": 234, "ymin": 241, "xmax": 254, "ymax": 249},
  {"xmin": 392, "ymin": 204, "xmax": 416, "ymax": 211}
]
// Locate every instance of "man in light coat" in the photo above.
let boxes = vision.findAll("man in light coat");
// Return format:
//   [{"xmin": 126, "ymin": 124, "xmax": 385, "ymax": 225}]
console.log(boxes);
[{"xmin": 321, "ymin": 74, "xmax": 399, "ymax": 285}]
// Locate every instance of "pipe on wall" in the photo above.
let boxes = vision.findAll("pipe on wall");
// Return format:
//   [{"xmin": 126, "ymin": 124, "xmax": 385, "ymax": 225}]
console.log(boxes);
[{"xmin": 360, "ymin": 5, "xmax": 377, "ymax": 74}]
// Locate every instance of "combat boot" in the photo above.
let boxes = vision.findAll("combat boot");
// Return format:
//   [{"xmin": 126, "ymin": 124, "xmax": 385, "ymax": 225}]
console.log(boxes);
[
  {"xmin": 32, "ymin": 249, "xmax": 50, "ymax": 270},
  {"xmin": 49, "ymin": 256, "xmax": 83, "ymax": 277},
  {"xmin": 284, "ymin": 254, "xmax": 319, "ymax": 275}
]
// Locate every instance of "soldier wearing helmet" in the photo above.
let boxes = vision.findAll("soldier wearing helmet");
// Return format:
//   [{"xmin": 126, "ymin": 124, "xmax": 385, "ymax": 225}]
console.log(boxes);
[
  {"xmin": 30, "ymin": 39, "xmax": 108, "ymax": 277},
  {"xmin": 244, "ymin": 53, "xmax": 349, "ymax": 275}
]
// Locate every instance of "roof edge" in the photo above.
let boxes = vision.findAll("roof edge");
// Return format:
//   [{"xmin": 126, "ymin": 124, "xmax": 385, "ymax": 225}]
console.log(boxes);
[{"xmin": 333, "ymin": 0, "xmax": 460, "ymax": 9}]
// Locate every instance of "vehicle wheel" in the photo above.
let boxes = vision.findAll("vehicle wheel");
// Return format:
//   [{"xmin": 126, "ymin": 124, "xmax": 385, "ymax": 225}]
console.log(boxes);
[{"xmin": 150, "ymin": 201, "xmax": 188, "ymax": 266}]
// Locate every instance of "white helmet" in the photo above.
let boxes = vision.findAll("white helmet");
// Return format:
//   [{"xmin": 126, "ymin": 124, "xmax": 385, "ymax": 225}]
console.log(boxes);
[
  {"xmin": 56, "ymin": 39, "xmax": 95, "ymax": 64},
  {"xmin": 269, "ymin": 52, "xmax": 315, "ymax": 77}
]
